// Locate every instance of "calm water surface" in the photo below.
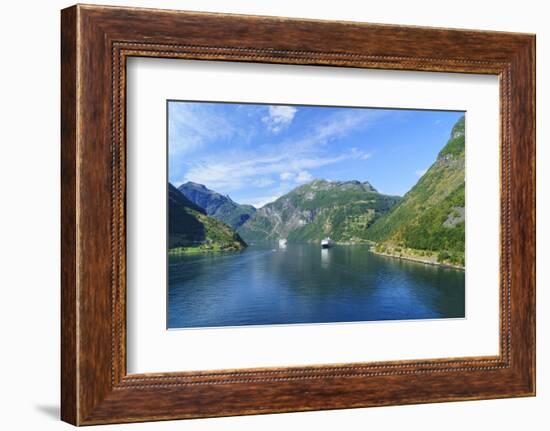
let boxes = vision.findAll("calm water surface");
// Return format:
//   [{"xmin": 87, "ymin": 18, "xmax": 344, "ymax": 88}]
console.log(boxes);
[{"xmin": 168, "ymin": 243, "xmax": 465, "ymax": 329}]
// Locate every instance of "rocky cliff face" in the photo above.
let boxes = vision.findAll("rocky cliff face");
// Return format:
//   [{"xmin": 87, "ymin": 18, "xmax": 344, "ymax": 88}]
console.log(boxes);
[{"xmin": 237, "ymin": 179, "xmax": 400, "ymax": 243}]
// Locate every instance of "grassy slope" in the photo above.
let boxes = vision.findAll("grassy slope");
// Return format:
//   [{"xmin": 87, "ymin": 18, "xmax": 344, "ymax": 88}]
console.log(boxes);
[
  {"xmin": 287, "ymin": 196, "xmax": 400, "ymax": 242},
  {"xmin": 366, "ymin": 116, "xmax": 465, "ymax": 266}
]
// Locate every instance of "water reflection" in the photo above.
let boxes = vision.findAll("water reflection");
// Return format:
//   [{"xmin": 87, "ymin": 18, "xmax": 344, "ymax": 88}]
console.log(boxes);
[
  {"xmin": 321, "ymin": 248, "xmax": 330, "ymax": 268},
  {"xmin": 168, "ymin": 243, "xmax": 465, "ymax": 329}
]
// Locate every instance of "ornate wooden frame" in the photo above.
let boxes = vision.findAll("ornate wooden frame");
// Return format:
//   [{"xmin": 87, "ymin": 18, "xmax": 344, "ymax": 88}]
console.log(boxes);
[{"xmin": 61, "ymin": 4, "xmax": 536, "ymax": 425}]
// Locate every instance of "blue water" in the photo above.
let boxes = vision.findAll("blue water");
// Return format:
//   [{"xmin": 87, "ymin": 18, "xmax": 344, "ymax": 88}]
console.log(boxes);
[{"xmin": 167, "ymin": 243, "xmax": 465, "ymax": 329}]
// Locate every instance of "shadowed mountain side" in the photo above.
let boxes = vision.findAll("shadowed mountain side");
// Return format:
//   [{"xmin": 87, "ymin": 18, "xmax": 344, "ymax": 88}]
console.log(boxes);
[
  {"xmin": 168, "ymin": 183, "xmax": 247, "ymax": 252},
  {"xmin": 178, "ymin": 181, "xmax": 256, "ymax": 230}
]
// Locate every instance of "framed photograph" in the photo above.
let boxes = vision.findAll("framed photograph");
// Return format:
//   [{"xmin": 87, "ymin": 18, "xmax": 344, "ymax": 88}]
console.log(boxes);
[
  {"xmin": 61, "ymin": 4, "xmax": 535, "ymax": 425},
  {"xmin": 165, "ymin": 101, "xmax": 466, "ymax": 330}
]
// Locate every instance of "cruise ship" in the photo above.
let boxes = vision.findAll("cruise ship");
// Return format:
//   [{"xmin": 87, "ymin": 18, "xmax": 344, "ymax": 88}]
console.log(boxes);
[{"xmin": 321, "ymin": 237, "xmax": 334, "ymax": 249}]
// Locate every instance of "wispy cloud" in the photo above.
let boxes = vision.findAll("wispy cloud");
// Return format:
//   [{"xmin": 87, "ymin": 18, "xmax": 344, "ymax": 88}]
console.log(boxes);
[
  {"xmin": 289, "ymin": 109, "xmax": 381, "ymax": 153},
  {"xmin": 280, "ymin": 172, "xmax": 294, "ymax": 181},
  {"xmin": 350, "ymin": 147, "xmax": 372, "ymax": 160},
  {"xmin": 249, "ymin": 194, "xmax": 283, "ymax": 208},
  {"xmin": 184, "ymin": 149, "xmax": 369, "ymax": 191},
  {"xmin": 296, "ymin": 171, "xmax": 314, "ymax": 183},
  {"xmin": 252, "ymin": 177, "xmax": 275, "ymax": 188},
  {"xmin": 279, "ymin": 170, "xmax": 314, "ymax": 184},
  {"xmin": 168, "ymin": 103, "xmax": 235, "ymax": 155},
  {"xmin": 170, "ymin": 103, "xmax": 387, "ymax": 205},
  {"xmin": 262, "ymin": 105, "xmax": 297, "ymax": 133},
  {"xmin": 180, "ymin": 109, "xmax": 379, "ymax": 191}
]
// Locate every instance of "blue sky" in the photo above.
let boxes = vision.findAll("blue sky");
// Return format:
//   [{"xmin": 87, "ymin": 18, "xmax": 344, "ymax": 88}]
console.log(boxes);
[{"xmin": 168, "ymin": 101, "xmax": 463, "ymax": 208}]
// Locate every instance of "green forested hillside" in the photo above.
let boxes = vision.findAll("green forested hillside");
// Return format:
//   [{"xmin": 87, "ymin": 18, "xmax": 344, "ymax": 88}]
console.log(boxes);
[
  {"xmin": 238, "ymin": 180, "xmax": 400, "ymax": 243},
  {"xmin": 366, "ymin": 116, "xmax": 465, "ymax": 266},
  {"xmin": 168, "ymin": 183, "xmax": 247, "ymax": 253}
]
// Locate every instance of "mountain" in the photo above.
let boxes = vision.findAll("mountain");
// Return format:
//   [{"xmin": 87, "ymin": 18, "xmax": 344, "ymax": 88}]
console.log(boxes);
[
  {"xmin": 237, "ymin": 179, "xmax": 400, "ymax": 243},
  {"xmin": 178, "ymin": 181, "xmax": 256, "ymax": 230},
  {"xmin": 168, "ymin": 183, "xmax": 247, "ymax": 253},
  {"xmin": 366, "ymin": 115, "xmax": 465, "ymax": 266}
]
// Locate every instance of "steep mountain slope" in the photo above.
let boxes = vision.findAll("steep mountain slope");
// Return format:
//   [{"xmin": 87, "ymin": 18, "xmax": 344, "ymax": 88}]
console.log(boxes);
[
  {"xmin": 168, "ymin": 183, "xmax": 247, "ymax": 252},
  {"xmin": 366, "ymin": 115, "xmax": 465, "ymax": 265},
  {"xmin": 178, "ymin": 181, "xmax": 256, "ymax": 229},
  {"xmin": 238, "ymin": 180, "xmax": 400, "ymax": 243}
]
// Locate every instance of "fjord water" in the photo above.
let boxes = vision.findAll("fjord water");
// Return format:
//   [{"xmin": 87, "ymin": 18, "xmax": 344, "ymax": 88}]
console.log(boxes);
[{"xmin": 168, "ymin": 243, "xmax": 465, "ymax": 329}]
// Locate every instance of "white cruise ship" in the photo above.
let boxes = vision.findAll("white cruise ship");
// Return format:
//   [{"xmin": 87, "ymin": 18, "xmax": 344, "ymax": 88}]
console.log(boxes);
[{"xmin": 321, "ymin": 237, "xmax": 334, "ymax": 249}]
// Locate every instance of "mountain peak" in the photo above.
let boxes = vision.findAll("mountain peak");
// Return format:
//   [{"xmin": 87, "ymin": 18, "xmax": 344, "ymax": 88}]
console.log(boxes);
[
  {"xmin": 361, "ymin": 181, "xmax": 377, "ymax": 192},
  {"xmin": 301, "ymin": 179, "xmax": 378, "ymax": 193},
  {"xmin": 183, "ymin": 181, "xmax": 209, "ymax": 190},
  {"xmin": 168, "ymin": 183, "xmax": 205, "ymax": 214},
  {"xmin": 238, "ymin": 178, "xmax": 399, "ymax": 242},
  {"xmin": 438, "ymin": 115, "xmax": 465, "ymax": 160},
  {"xmin": 451, "ymin": 115, "xmax": 465, "ymax": 139}
]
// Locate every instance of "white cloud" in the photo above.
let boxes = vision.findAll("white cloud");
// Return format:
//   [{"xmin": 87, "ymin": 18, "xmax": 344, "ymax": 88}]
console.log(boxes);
[
  {"xmin": 350, "ymin": 147, "xmax": 372, "ymax": 160},
  {"xmin": 168, "ymin": 104, "xmax": 234, "ymax": 155},
  {"xmin": 250, "ymin": 195, "xmax": 282, "ymax": 208},
  {"xmin": 184, "ymin": 150, "xmax": 368, "ymax": 191},
  {"xmin": 280, "ymin": 172, "xmax": 294, "ymax": 181},
  {"xmin": 315, "ymin": 110, "xmax": 378, "ymax": 142},
  {"xmin": 262, "ymin": 105, "xmax": 297, "ymax": 133},
  {"xmin": 415, "ymin": 168, "xmax": 428, "ymax": 177},
  {"xmin": 253, "ymin": 177, "xmax": 275, "ymax": 187},
  {"xmin": 296, "ymin": 170, "xmax": 313, "ymax": 183}
]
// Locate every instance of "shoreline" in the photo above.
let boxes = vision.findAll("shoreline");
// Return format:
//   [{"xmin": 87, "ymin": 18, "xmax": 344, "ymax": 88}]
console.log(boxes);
[
  {"xmin": 169, "ymin": 242, "xmax": 465, "ymax": 271},
  {"xmin": 370, "ymin": 249, "xmax": 465, "ymax": 271},
  {"xmin": 168, "ymin": 244, "xmax": 246, "ymax": 255}
]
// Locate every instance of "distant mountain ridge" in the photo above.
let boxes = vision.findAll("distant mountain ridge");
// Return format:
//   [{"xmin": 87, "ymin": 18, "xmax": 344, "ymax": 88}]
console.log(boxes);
[
  {"xmin": 237, "ymin": 179, "xmax": 400, "ymax": 243},
  {"xmin": 178, "ymin": 181, "xmax": 256, "ymax": 230}
]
